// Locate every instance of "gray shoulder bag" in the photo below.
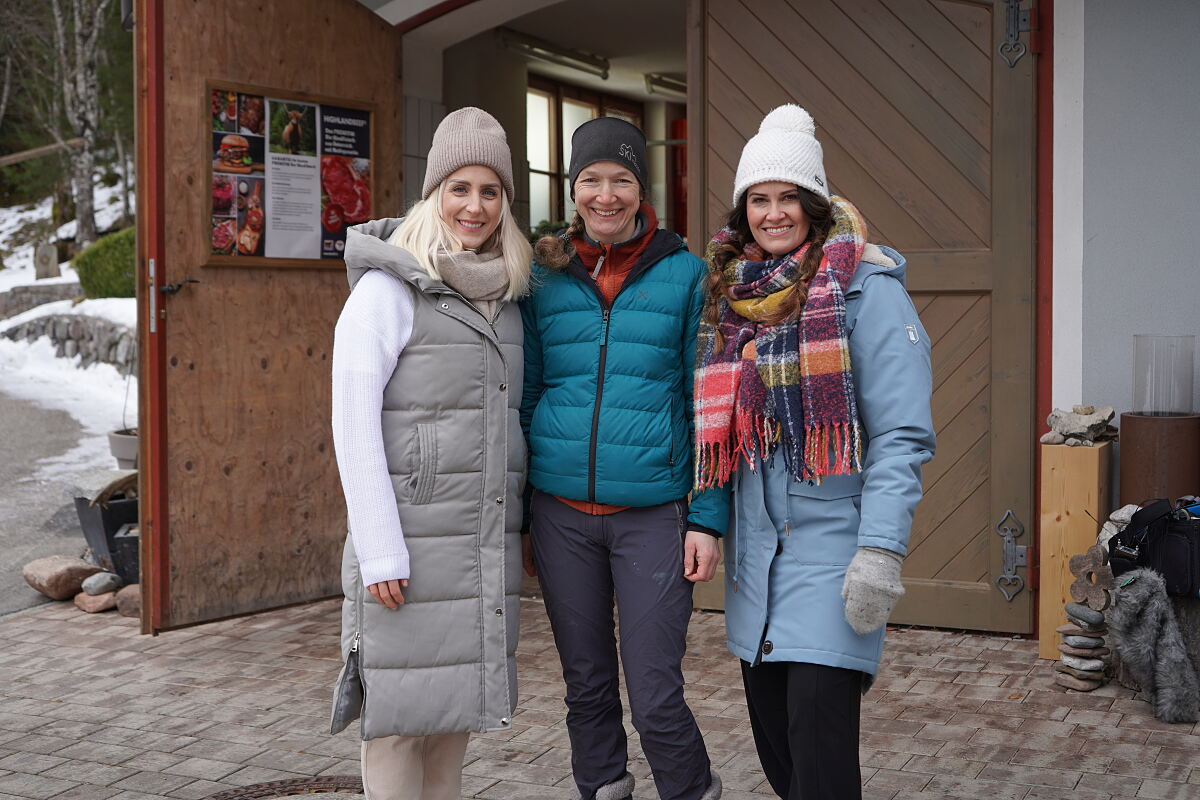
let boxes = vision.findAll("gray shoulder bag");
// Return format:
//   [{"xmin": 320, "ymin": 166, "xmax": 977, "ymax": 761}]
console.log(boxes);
[{"xmin": 330, "ymin": 630, "xmax": 363, "ymax": 735}]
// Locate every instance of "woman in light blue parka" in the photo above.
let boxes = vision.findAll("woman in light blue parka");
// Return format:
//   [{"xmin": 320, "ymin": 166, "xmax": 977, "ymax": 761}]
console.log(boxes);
[{"xmin": 694, "ymin": 105, "xmax": 935, "ymax": 800}]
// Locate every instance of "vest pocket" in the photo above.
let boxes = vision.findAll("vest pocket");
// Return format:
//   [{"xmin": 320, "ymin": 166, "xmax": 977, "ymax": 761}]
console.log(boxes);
[{"xmin": 412, "ymin": 423, "xmax": 438, "ymax": 505}]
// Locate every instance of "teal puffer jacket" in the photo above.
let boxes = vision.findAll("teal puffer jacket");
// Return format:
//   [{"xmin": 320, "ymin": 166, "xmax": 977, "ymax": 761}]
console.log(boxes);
[{"xmin": 520, "ymin": 230, "xmax": 730, "ymax": 535}]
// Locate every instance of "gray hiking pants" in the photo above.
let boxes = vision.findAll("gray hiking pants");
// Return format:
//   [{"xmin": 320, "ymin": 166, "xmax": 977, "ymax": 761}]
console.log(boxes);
[{"xmin": 529, "ymin": 490, "xmax": 712, "ymax": 800}]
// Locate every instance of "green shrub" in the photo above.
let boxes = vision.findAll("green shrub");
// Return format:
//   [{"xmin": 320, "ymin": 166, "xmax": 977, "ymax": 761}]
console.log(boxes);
[
  {"xmin": 527, "ymin": 218, "xmax": 566, "ymax": 245},
  {"xmin": 74, "ymin": 227, "xmax": 136, "ymax": 298}
]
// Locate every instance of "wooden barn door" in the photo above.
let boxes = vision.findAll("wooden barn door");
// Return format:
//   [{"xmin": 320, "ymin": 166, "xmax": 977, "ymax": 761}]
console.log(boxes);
[
  {"xmin": 689, "ymin": 0, "xmax": 1035, "ymax": 631},
  {"xmin": 136, "ymin": 0, "xmax": 403, "ymax": 630}
]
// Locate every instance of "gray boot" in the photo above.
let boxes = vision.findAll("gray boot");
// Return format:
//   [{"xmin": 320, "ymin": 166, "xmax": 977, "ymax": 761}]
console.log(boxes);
[
  {"xmin": 700, "ymin": 769, "xmax": 722, "ymax": 799},
  {"xmin": 570, "ymin": 771, "xmax": 635, "ymax": 800}
]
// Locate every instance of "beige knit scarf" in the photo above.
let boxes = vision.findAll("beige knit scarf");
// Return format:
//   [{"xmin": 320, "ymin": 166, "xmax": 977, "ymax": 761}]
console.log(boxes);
[{"xmin": 435, "ymin": 247, "xmax": 509, "ymax": 320}]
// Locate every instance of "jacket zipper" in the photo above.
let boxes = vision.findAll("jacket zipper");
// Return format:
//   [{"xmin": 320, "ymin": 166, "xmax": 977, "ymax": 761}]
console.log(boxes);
[
  {"xmin": 587, "ymin": 307, "xmax": 611, "ymax": 503},
  {"xmin": 668, "ymin": 392, "xmax": 677, "ymax": 481},
  {"xmin": 576, "ymin": 237, "xmax": 684, "ymax": 504}
]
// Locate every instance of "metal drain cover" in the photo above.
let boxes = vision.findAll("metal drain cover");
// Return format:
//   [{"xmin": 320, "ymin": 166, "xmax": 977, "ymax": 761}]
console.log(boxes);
[{"xmin": 204, "ymin": 776, "xmax": 364, "ymax": 799}]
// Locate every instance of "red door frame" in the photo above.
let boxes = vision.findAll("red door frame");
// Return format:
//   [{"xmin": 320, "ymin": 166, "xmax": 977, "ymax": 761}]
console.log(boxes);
[
  {"xmin": 136, "ymin": 0, "xmax": 169, "ymax": 634},
  {"xmin": 1033, "ymin": 0, "xmax": 1055, "ymax": 633}
]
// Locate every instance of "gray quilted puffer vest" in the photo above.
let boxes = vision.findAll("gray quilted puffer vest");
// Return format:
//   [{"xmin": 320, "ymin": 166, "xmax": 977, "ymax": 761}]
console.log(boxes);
[{"xmin": 339, "ymin": 218, "xmax": 525, "ymax": 738}]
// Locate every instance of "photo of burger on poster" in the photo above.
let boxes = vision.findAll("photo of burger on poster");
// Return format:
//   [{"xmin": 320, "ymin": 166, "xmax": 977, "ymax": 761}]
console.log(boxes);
[{"xmin": 212, "ymin": 131, "xmax": 264, "ymax": 174}]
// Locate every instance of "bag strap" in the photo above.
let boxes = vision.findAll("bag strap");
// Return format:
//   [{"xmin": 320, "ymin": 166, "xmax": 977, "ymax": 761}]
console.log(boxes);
[{"xmin": 1115, "ymin": 498, "xmax": 1173, "ymax": 549}]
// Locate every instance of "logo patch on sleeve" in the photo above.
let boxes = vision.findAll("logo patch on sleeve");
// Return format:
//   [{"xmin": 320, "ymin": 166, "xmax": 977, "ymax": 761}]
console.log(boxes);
[{"xmin": 904, "ymin": 324, "xmax": 919, "ymax": 344}]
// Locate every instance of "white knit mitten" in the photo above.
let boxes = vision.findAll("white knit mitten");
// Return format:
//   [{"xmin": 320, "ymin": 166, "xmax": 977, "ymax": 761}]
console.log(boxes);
[{"xmin": 842, "ymin": 547, "xmax": 905, "ymax": 635}]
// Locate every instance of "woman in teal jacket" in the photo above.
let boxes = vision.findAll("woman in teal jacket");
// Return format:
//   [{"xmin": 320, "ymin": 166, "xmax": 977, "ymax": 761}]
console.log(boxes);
[
  {"xmin": 521, "ymin": 117, "xmax": 727, "ymax": 800},
  {"xmin": 695, "ymin": 106, "xmax": 934, "ymax": 800}
]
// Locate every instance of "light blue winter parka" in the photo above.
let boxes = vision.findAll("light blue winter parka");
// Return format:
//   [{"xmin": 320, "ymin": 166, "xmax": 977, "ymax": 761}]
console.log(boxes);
[{"xmin": 723, "ymin": 246, "xmax": 935, "ymax": 679}]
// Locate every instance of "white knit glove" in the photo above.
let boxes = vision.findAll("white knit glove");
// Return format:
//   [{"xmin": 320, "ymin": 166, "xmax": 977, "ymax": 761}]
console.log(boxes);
[{"xmin": 842, "ymin": 547, "xmax": 905, "ymax": 635}]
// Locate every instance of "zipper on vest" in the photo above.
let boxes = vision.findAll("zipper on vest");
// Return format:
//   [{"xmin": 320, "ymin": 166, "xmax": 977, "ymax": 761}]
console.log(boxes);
[{"xmin": 588, "ymin": 307, "xmax": 611, "ymax": 503}]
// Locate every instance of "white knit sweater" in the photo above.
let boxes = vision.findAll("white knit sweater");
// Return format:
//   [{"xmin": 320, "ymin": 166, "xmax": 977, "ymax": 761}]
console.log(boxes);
[{"xmin": 331, "ymin": 269, "xmax": 415, "ymax": 586}]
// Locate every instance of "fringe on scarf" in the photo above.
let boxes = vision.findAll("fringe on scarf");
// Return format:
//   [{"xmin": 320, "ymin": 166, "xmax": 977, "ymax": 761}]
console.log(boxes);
[{"xmin": 695, "ymin": 415, "xmax": 864, "ymax": 491}]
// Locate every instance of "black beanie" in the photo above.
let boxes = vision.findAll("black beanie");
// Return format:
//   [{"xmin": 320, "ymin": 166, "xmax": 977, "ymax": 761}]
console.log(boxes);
[{"xmin": 567, "ymin": 117, "xmax": 649, "ymax": 199}]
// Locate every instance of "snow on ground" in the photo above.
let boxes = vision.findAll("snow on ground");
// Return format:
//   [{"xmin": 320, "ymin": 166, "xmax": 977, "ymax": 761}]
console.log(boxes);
[
  {"xmin": 0, "ymin": 178, "xmax": 138, "ymax": 480},
  {"xmin": 0, "ymin": 336, "xmax": 137, "ymax": 479},
  {"xmin": 0, "ymin": 297, "xmax": 136, "ymax": 332},
  {"xmin": 0, "ymin": 179, "xmax": 131, "ymax": 289}
]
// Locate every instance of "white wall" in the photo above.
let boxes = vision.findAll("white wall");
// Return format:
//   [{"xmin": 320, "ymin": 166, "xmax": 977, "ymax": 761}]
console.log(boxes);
[
  {"xmin": 1051, "ymin": 0, "xmax": 1084, "ymax": 412},
  {"xmin": 442, "ymin": 32, "xmax": 530, "ymax": 229},
  {"xmin": 1078, "ymin": 0, "xmax": 1200, "ymax": 418}
]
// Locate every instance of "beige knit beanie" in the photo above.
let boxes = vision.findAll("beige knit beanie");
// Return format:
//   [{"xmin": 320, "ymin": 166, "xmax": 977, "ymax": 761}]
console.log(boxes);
[
  {"xmin": 422, "ymin": 107, "xmax": 515, "ymax": 201},
  {"xmin": 732, "ymin": 104, "xmax": 828, "ymax": 206}
]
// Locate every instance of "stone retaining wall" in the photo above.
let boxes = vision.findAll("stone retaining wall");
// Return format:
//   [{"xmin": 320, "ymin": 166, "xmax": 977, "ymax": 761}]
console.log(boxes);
[
  {"xmin": 0, "ymin": 282, "xmax": 82, "ymax": 319},
  {"xmin": 2, "ymin": 314, "xmax": 136, "ymax": 375}
]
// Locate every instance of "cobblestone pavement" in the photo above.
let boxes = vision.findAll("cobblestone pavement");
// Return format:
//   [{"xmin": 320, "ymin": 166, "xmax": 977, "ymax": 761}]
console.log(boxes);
[{"xmin": 0, "ymin": 597, "xmax": 1192, "ymax": 799}]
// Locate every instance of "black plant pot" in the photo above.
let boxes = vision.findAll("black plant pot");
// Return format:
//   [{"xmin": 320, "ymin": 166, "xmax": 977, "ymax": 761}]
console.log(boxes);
[{"xmin": 74, "ymin": 495, "xmax": 138, "ymax": 582}]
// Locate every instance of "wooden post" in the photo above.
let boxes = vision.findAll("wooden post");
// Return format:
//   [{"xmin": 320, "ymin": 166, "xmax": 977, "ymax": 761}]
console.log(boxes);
[{"xmin": 1037, "ymin": 441, "xmax": 1113, "ymax": 659}]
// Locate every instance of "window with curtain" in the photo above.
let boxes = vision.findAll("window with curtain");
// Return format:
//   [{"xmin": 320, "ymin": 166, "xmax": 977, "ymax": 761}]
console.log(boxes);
[{"xmin": 526, "ymin": 75, "xmax": 643, "ymax": 231}]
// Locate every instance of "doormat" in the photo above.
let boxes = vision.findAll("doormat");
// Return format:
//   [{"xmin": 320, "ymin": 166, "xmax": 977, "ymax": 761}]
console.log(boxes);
[{"xmin": 204, "ymin": 776, "xmax": 364, "ymax": 799}]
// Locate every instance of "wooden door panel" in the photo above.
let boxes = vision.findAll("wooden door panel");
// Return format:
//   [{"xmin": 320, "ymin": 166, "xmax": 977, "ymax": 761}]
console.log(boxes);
[
  {"xmin": 149, "ymin": 0, "xmax": 403, "ymax": 629},
  {"xmin": 695, "ymin": 0, "xmax": 1035, "ymax": 631}
]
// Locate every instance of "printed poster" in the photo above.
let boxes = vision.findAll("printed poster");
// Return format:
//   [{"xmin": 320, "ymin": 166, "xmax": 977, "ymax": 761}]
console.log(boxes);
[
  {"xmin": 319, "ymin": 105, "xmax": 372, "ymax": 260},
  {"xmin": 208, "ymin": 87, "xmax": 371, "ymax": 261}
]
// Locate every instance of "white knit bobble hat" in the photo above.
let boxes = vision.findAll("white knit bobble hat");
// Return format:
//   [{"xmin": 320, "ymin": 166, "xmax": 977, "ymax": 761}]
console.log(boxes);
[{"xmin": 732, "ymin": 104, "xmax": 828, "ymax": 206}]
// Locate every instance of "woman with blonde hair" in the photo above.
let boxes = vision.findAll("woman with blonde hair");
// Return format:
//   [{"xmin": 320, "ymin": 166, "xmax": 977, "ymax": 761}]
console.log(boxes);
[{"xmin": 329, "ymin": 107, "xmax": 531, "ymax": 800}]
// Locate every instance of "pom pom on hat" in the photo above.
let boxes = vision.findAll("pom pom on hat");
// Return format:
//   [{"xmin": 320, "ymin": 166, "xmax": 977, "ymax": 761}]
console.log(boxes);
[
  {"xmin": 732, "ymin": 104, "xmax": 828, "ymax": 206},
  {"xmin": 759, "ymin": 104, "xmax": 816, "ymax": 135}
]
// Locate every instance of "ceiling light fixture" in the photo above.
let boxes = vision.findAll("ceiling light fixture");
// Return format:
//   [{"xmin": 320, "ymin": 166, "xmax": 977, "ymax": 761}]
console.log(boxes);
[
  {"xmin": 499, "ymin": 29, "xmax": 609, "ymax": 80},
  {"xmin": 644, "ymin": 72, "xmax": 687, "ymax": 99}
]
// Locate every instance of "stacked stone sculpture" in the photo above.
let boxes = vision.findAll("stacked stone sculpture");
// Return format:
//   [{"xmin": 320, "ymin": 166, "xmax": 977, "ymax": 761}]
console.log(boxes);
[
  {"xmin": 1039, "ymin": 404, "xmax": 1117, "ymax": 447},
  {"xmin": 1054, "ymin": 544, "xmax": 1116, "ymax": 691}
]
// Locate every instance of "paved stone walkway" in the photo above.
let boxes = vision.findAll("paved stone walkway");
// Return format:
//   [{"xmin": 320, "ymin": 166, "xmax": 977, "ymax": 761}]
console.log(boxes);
[{"xmin": 0, "ymin": 597, "xmax": 1193, "ymax": 799}]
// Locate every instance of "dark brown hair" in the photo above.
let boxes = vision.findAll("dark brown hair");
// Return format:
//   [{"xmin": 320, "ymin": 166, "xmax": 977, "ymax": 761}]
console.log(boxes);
[
  {"xmin": 533, "ymin": 213, "xmax": 585, "ymax": 270},
  {"xmin": 703, "ymin": 187, "xmax": 834, "ymax": 336}
]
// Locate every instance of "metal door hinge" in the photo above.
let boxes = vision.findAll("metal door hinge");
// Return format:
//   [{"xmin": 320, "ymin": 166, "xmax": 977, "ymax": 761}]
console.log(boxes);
[
  {"xmin": 994, "ymin": 509, "xmax": 1027, "ymax": 601},
  {"xmin": 1000, "ymin": 0, "xmax": 1033, "ymax": 67}
]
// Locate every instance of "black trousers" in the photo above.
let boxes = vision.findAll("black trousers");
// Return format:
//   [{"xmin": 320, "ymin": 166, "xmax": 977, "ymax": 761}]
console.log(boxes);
[
  {"xmin": 741, "ymin": 660, "xmax": 862, "ymax": 800},
  {"xmin": 530, "ymin": 491, "xmax": 711, "ymax": 800}
]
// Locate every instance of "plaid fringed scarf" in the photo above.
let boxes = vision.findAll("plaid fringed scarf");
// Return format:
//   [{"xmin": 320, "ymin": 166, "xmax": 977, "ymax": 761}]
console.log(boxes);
[{"xmin": 694, "ymin": 196, "xmax": 867, "ymax": 489}]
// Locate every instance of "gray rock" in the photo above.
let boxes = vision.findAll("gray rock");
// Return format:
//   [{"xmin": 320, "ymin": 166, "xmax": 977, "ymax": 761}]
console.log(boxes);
[
  {"xmin": 1056, "ymin": 662, "xmax": 1104, "ymax": 681},
  {"xmin": 1073, "ymin": 405, "xmax": 1096, "ymax": 415},
  {"xmin": 1111, "ymin": 504, "xmax": 1138, "ymax": 526},
  {"xmin": 1067, "ymin": 616, "xmax": 1106, "ymax": 633},
  {"xmin": 81, "ymin": 572, "xmax": 123, "ymax": 595},
  {"xmin": 1040, "ymin": 431, "xmax": 1066, "ymax": 444},
  {"xmin": 1066, "ymin": 602, "xmax": 1105, "ymax": 625},
  {"xmin": 1055, "ymin": 673, "xmax": 1102, "ymax": 691},
  {"xmin": 1061, "ymin": 653, "xmax": 1106, "ymax": 672},
  {"xmin": 22, "ymin": 555, "xmax": 104, "ymax": 601},
  {"xmin": 116, "ymin": 336, "xmax": 132, "ymax": 364},
  {"xmin": 1063, "ymin": 634, "xmax": 1104, "ymax": 648},
  {"xmin": 1059, "ymin": 643, "xmax": 1111, "ymax": 658}
]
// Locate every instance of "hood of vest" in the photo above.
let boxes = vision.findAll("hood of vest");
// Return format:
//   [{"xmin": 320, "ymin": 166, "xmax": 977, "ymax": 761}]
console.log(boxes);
[{"xmin": 344, "ymin": 217, "xmax": 456, "ymax": 295}]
